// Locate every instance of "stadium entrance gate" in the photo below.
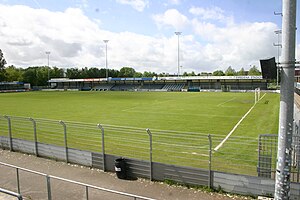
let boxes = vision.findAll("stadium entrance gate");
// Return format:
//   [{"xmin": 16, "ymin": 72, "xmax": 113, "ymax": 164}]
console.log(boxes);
[{"xmin": 257, "ymin": 133, "xmax": 300, "ymax": 182}]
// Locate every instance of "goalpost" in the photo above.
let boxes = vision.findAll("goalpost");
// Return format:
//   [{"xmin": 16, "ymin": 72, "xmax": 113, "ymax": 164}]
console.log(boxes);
[{"xmin": 254, "ymin": 88, "xmax": 261, "ymax": 104}]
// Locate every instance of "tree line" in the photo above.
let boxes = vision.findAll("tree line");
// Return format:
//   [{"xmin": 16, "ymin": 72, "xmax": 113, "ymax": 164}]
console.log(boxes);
[{"xmin": 0, "ymin": 49, "xmax": 261, "ymax": 86}]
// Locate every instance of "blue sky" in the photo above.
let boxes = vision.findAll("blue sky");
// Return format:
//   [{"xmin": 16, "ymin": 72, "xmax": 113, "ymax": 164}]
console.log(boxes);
[{"xmin": 0, "ymin": 0, "xmax": 299, "ymax": 74}]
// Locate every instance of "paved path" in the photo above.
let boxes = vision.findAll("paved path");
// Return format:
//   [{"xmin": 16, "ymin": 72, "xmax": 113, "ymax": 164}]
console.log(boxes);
[{"xmin": 0, "ymin": 150, "xmax": 250, "ymax": 200}]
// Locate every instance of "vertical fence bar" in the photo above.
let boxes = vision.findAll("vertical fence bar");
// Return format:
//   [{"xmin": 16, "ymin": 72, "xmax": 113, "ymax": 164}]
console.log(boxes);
[
  {"xmin": 146, "ymin": 129, "xmax": 153, "ymax": 181},
  {"xmin": 208, "ymin": 134, "xmax": 212, "ymax": 189},
  {"xmin": 85, "ymin": 186, "xmax": 89, "ymax": 200},
  {"xmin": 46, "ymin": 175, "xmax": 52, "ymax": 200},
  {"xmin": 98, "ymin": 124, "xmax": 106, "ymax": 172},
  {"xmin": 258, "ymin": 135, "xmax": 262, "ymax": 176},
  {"xmin": 60, "ymin": 121, "xmax": 68, "ymax": 163},
  {"xmin": 16, "ymin": 168, "xmax": 20, "ymax": 194},
  {"xmin": 29, "ymin": 118, "xmax": 38, "ymax": 156},
  {"xmin": 4, "ymin": 116, "xmax": 13, "ymax": 151}
]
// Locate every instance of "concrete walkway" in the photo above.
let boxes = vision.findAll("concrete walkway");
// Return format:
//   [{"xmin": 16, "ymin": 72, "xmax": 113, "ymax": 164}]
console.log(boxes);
[{"xmin": 0, "ymin": 150, "xmax": 249, "ymax": 200}]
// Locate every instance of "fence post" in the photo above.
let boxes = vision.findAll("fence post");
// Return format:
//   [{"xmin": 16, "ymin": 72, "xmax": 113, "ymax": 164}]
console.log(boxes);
[
  {"xmin": 85, "ymin": 186, "xmax": 89, "ymax": 200},
  {"xmin": 29, "ymin": 118, "xmax": 38, "ymax": 156},
  {"xmin": 4, "ymin": 115, "xmax": 13, "ymax": 151},
  {"xmin": 60, "ymin": 121, "xmax": 68, "ymax": 163},
  {"xmin": 208, "ymin": 134, "xmax": 212, "ymax": 189},
  {"xmin": 46, "ymin": 175, "xmax": 52, "ymax": 200},
  {"xmin": 16, "ymin": 168, "xmax": 20, "ymax": 194},
  {"xmin": 146, "ymin": 128, "xmax": 153, "ymax": 181},
  {"xmin": 97, "ymin": 124, "xmax": 106, "ymax": 172}
]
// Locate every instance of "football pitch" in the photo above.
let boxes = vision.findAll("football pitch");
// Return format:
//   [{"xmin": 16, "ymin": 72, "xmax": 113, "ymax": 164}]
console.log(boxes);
[
  {"xmin": 0, "ymin": 91, "xmax": 280, "ymax": 174},
  {"xmin": 0, "ymin": 91, "xmax": 279, "ymax": 135}
]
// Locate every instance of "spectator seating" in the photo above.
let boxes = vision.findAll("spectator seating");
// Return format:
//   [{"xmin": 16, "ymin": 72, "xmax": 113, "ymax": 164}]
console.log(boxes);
[{"xmin": 162, "ymin": 83, "xmax": 185, "ymax": 91}]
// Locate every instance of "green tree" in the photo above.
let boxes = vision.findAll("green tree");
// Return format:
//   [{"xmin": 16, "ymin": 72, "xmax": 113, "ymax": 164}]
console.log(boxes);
[
  {"xmin": 50, "ymin": 67, "xmax": 64, "ymax": 78},
  {"xmin": 183, "ymin": 71, "xmax": 197, "ymax": 76},
  {"xmin": 119, "ymin": 67, "xmax": 136, "ymax": 77},
  {"xmin": 5, "ymin": 65, "xmax": 23, "ymax": 82},
  {"xmin": 86, "ymin": 67, "xmax": 102, "ymax": 78},
  {"xmin": 248, "ymin": 65, "xmax": 261, "ymax": 75},
  {"xmin": 213, "ymin": 70, "xmax": 225, "ymax": 76},
  {"xmin": 134, "ymin": 72, "xmax": 143, "ymax": 77},
  {"xmin": 200, "ymin": 72, "xmax": 212, "ymax": 76},
  {"xmin": 225, "ymin": 66, "xmax": 237, "ymax": 76},
  {"xmin": 143, "ymin": 71, "xmax": 157, "ymax": 77},
  {"xmin": 237, "ymin": 68, "xmax": 247, "ymax": 76},
  {"xmin": 183, "ymin": 72, "xmax": 188, "ymax": 76},
  {"xmin": 109, "ymin": 69, "xmax": 119, "ymax": 77},
  {"xmin": 158, "ymin": 72, "xmax": 170, "ymax": 77},
  {"xmin": 66, "ymin": 68, "xmax": 83, "ymax": 79},
  {"xmin": 22, "ymin": 67, "xmax": 38, "ymax": 86},
  {"xmin": 190, "ymin": 71, "xmax": 196, "ymax": 76},
  {"xmin": 0, "ymin": 49, "xmax": 7, "ymax": 81},
  {"xmin": 36, "ymin": 67, "xmax": 48, "ymax": 86},
  {"xmin": 23, "ymin": 67, "xmax": 49, "ymax": 86}
]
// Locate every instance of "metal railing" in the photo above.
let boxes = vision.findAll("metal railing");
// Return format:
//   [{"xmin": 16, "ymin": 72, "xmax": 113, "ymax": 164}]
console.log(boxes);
[
  {"xmin": 0, "ymin": 115, "xmax": 211, "ymax": 171},
  {"xmin": 0, "ymin": 188, "xmax": 23, "ymax": 200},
  {"xmin": 1, "ymin": 115, "xmax": 299, "ymax": 177},
  {"xmin": 0, "ymin": 161, "xmax": 155, "ymax": 200}
]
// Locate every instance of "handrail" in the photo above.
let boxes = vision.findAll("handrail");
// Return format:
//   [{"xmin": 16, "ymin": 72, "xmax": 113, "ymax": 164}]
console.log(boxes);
[
  {"xmin": 0, "ymin": 188, "xmax": 23, "ymax": 200},
  {"xmin": 0, "ymin": 161, "xmax": 155, "ymax": 200}
]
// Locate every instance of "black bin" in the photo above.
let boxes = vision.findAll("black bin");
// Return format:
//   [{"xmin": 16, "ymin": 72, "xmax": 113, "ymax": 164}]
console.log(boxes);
[{"xmin": 115, "ymin": 158, "xmax": 126, "ymax": 179}]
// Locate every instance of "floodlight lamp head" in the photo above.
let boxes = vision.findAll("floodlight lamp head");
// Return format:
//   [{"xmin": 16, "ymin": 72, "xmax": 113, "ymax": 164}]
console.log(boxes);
[
  {"xmin": 103, "ymin": 40, "xmax": 109, "ymax": 43},
  {"xmin": 274, "ymin": 30, "xmax": 282, "ymax": 34},
  {"xmin": 174, "ymin": 31, "xmax": 182, "ymax": 35},
  {"xmin": 45, "ymin": 51, "xmax": 50, "ymax": 55}
]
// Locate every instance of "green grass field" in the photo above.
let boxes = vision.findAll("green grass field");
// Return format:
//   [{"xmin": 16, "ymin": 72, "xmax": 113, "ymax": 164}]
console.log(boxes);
[
  {"xmin": 0, "ymin": 91, "xmax": 279, "ymax": 134},
  {"xmin": 0, "ymin": 91, "xmax": 280, "ymax": 174}
]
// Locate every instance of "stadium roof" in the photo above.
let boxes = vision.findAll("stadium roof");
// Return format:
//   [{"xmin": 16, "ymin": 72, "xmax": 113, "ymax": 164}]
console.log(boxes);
[{"xmin": 49, "ymin": 76, "xmax": 263, "ymax": 83}]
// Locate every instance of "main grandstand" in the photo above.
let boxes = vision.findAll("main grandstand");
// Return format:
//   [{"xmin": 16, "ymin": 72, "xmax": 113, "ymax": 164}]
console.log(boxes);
[{"xmin": 49, "ymin": 76, "xmax": 267, "ymax": 92}]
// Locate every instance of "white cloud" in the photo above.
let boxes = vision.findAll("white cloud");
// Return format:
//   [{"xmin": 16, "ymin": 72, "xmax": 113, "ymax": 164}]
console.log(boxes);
[
  {"xmin": 0, "ymin": 5, "xmax": 103, "ymax": 67},
  {"xmin": 191, "ymin": 18, "xmax": 278, "ymax": 70},
  {"xmin": 152, "ymin": 8, "xmax": 279, "ymax": 71},
  {"xmin": 152, "ymin": 9, "xmax": 189, "ymax": 30},
  {"xmin": 0, "ymin": 4, "xmax": 287, "ymax": 74},
  {"xmin": 167, "ymin": 0, "xmax": 181, "ymax": 5},
  {"xmin": 189, "ymin": 6, "xmax": 234, "ymax": 25},
  {"xmin": 0, "ymin": 4, "xmax": 181, "ymax": 73},
  {"xmin": 115, "ymin": 0, "xmax": 149, "ymax": 12}
]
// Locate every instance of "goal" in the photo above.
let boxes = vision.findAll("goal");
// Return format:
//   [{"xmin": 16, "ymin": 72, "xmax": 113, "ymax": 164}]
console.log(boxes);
[{"xmin": 255, "ymin": 88, "xmax": 261, "ymax": 104}]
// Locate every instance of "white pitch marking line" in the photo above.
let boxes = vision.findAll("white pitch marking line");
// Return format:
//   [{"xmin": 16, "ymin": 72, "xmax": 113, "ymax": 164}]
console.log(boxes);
[
  {"xmin": 214, "ymin": 93, "xmax": 266, "ymax": 151},
  {"xmin": 217, "ymin": 97, "xmax": 236, "ymax": 107}
]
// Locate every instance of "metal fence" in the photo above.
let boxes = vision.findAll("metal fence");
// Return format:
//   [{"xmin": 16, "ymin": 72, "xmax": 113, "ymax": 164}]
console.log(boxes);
[
  {"xmin": 0, "ymin": 115, "xmax": 268, "ymax": 176},
  {"xmin": 0, "ymin": 161, "xmax": 154, "ymax": 200},
  {"xmin": 2, "ymin": 115, "xmax": 300, "ymax": 199},
  {"xmin": 0, "ymin": 188, "xmax": 23, "ymax": 200},
  {"xmin": 257, "ymin": 134, "xmax": 300, "ymax": 183}
]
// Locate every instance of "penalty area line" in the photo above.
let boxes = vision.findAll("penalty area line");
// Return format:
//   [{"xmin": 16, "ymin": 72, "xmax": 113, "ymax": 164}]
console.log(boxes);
[
  {"xmin": 214, "ymin": 93, "xmax": 266, "ymax": 151},
  {"xmin": 217, "ymin": 97, "xmax": 236, "ymax": 107}
]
